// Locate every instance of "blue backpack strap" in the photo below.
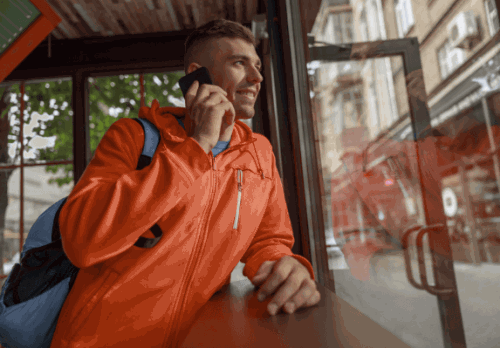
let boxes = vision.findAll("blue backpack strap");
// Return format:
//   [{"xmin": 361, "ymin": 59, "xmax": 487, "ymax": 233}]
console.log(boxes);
[
  {"xmin": 131, "ymin": 118, "xmax": 163, "ymax": 249},
  {"xmin": 133, "ymin": 118, "xmax": 161, "ymax": 170},
  {"xmin": 51, "ymin": 119, "xmax": 163, "ymax": 250}
]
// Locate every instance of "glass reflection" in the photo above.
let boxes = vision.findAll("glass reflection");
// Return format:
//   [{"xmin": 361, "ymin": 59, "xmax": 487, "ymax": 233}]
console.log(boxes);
[{"xmin": 303, "ymin": 0, "xmax": 500, "ymax": 345}]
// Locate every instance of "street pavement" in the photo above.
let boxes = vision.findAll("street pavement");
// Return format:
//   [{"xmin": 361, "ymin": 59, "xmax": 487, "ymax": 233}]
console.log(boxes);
[{"xmin": 331, "ymin": 250, "xmax": 500, "ymax": 348}]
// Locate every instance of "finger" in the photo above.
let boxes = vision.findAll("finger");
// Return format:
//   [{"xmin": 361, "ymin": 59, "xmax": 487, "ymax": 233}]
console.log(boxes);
[
  {"xmin": 305, "ymin": 290, "xmax": 321, "ymax": 307},
  {"xmin": 185, "ymin": 80, "xmax": 199, "ymax": 109},
  {"xmin": 200, "ymin": 92, "xmax": 228, "ymax": 107},
  {"xmin": 266, "ymin": 274, "xmax": 304, "ymax": 315},
  {"xmin": 257, "ymin": 259, "xmax": 294, "ymax": 302},
  {"xmin": 196, "ymin": 84, "xmax": 228, "ymax": 102},
  {"xmin": 190, "ymin": 94, "xmax": 229, "ymax": 125},
  {"xmin": 252, "ymin": 268, "xmax": 272, "ymax": 286},
  {"xmin": 192, "ymin": 87, "xmax": 230, "ymax": 117},
  {"xmin": 221, "ymin": 101, "xmax": 236, "ymax": 125},
  {"xmin": 282, "ymin": 279, "xmax": 318, "ymax": 314},
  {"xmin": 284, "ymin": 290, "xmax": 321, "ymax": 314}
]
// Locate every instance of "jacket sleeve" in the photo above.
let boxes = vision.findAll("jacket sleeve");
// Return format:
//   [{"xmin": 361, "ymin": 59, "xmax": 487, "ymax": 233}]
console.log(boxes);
[
  {"xmin": 59, "ymin": 117, "xmax": 212, "ymax": 268},
  {"xmin": 240, "ymin": 151, "xmax": 315, "ymax": 283}
]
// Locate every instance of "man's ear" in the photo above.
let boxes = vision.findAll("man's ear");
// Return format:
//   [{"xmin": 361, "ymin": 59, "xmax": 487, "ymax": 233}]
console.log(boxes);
[{"xmin": 187, "ymin": 63, "xmax": 202, "ymax": 74}]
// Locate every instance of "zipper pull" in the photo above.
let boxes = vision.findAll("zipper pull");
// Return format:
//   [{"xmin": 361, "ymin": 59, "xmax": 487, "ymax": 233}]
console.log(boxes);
[{"xmin": 237, "ymin": 170, "xmax": 242, "ymax": 191}]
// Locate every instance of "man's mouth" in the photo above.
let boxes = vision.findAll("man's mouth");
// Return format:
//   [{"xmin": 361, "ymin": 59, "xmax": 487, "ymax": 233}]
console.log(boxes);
[{"xmin": 236, "ymin": 90, "xmax": 256, "ymax": 101}]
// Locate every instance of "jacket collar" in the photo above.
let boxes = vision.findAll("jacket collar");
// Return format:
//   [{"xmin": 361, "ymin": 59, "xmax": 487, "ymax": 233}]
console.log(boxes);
[{"xmin": 139, "ymin": 99, "xmax": 267, "ymax": 180}]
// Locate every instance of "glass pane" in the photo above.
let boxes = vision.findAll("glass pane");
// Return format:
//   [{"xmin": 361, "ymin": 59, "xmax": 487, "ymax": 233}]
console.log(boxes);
[
  {"xmin": 24, "ymin": 80, "xmax": 73, "ymax": 165},
  {"xmin": 1, "ymin": 167, "xmax": 19, "ymax": 279},
  {"xmin": 310, "ymin": 54, "xmax": 444, "ymax": 347},
  {"xmin": 303, "ymin": 0, "xmax": 500, "ymax": 345},
  {"xmin": 447, "ymin": 93, "xmax": 500, "ymax": 348},
  {"xmin": 22, "ymin": 165, "xmax": 74, "ymax": 236},
  {"xmin": 89, "ymin": 72, "xmax": 189, "ymax": 156},
  {"xmin": 88, "ymin": 74, "xmax": 143, "ymax": 156},
  {"xmin": 0, "ymin": 83, "xmax": 21, "ymax": 167},
  {"xmin": 143, "ymin": 71, "xmax": 185, "ymax": 108},
  {"xmin": 1, "ymin": 165, "xmax": 74, "ymax": 279},
  {"xmin": 0, "ymin": 80, "xmax": 73, "ymax": 167}
]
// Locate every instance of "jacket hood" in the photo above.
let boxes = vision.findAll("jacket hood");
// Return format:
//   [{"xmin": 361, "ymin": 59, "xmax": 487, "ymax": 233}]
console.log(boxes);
[{"xmin": 139, "ymin": 99, "xmax": 267, "ymax": 179}]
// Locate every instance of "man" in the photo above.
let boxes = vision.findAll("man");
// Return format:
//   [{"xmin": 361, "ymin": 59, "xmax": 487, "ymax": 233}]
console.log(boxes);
[{"xmin": 51, "ymin": 19, "xmax": 320, "ymax": 348}]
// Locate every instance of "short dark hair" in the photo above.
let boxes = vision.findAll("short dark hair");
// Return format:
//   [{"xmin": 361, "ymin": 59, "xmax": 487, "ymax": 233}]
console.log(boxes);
[{"xmin": 184, "ymin": 19, "xmax": 257, "ymax": 72}]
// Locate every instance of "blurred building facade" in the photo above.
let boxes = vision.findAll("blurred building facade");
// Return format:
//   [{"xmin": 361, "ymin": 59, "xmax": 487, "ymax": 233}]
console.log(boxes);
[{"xmin": 309, "ymin": 0, "xmax": 500, "ymax": 263}]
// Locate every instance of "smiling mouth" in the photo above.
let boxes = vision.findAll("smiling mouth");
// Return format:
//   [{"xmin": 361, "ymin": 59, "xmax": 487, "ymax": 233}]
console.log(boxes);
[{"xmin": 236, "ymin": 91, "xmax": 255, "ymax": 101}]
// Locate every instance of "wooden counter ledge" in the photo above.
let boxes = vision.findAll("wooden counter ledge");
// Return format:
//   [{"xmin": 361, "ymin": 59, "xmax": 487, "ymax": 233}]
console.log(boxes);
[{"xmin": 180, "ymin": 278, "xmax": 412, "ymax": 348}]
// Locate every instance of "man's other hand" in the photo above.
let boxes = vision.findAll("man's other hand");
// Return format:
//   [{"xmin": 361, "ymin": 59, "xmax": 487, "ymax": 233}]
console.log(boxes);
[{"xmin": 251, "ymin": 256, "xmax": 321, "ymax": 316}]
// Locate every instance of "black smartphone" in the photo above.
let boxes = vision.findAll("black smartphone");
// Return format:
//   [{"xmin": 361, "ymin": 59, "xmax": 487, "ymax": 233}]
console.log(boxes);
[{"xmin": 178, "ymin": 67, "xmax": 213, "ymax": 98}]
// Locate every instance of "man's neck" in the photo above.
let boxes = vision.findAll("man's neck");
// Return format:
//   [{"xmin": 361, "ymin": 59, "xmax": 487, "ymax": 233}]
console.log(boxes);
[
  {"xmin": 218, "ymin": 123, "xmax": 234, "ymax": 142},
  {"xmin": 180, "ymin": 116, "xmax": 234, "ymax": 142}
]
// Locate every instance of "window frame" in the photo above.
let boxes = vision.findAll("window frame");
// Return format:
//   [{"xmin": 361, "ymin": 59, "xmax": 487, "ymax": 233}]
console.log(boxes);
[{"xmin": 1, "ymin": 79, "xmax": 74, "ymax": 277}]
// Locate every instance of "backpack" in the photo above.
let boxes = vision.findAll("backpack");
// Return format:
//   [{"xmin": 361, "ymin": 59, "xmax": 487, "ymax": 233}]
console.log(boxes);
[{"xmin": 0, "ymin": 118, "xmax": 163, "ymax": 348}]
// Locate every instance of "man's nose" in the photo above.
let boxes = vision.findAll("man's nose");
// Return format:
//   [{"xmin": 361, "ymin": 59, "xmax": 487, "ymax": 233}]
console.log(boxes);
[{"xmin": 248, "ymin": 67, "xmax": 264, "ymax": 84}]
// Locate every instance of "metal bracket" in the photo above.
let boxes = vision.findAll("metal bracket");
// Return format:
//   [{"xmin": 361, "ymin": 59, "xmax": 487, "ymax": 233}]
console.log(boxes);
[{"xmin": 402, "ymin": 224, "xmax": 454, "ymax": 296}]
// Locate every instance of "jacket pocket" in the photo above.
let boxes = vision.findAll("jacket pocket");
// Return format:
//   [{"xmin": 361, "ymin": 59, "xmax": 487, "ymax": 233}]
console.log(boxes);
[
  {"xmin": 233, "ymin": 169, "xmax": 243, "ymax": 230},
  {"xmin": 66, "ymin": 270, "xmax": 120, "ymax": 341}
]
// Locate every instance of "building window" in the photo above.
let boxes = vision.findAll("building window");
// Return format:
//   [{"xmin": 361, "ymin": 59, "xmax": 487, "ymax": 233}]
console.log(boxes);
[
  {"xmin": 369, "ymin": 80, "xmax": 381, "ymax": 133},
  {"xmin": 359, "ymin": 10, "xmax": 369, "ymax": 42},
  {"xmin": 341, "ymin": 85, "xmax": 364, "ymax": 130},
  {"xmin": 331, "ymin": 12, "xmax": 354, "ymax": 44},
  {"xmin": 333, "ymin": 97, "xmax": 344, "ymax": 135},
  {"xmin": 395, "ymin": 0, "xmax": 415, "ymax": 37},
  {"xmin": 437, "ymin": 39, "xmax": 466, "ymax": 79},
  {"xmin": 370, "ymin": 0, "xmax": 383, "ymax": 40},
  {"xmin": 485, "ymin": 0, "xmax": 500, "ymax": 36}
]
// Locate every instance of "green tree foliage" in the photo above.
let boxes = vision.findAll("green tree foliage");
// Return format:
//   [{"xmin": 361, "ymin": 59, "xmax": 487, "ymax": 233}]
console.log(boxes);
[{"xmin": 0, "ymin": 71, "xmax": 185, "ymax": 273}]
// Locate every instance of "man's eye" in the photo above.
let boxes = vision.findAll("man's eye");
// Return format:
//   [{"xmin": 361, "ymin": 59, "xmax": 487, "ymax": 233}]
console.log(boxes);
[{"xmin": 236, "ymin": 61, "xmax": 244, "ymax": 65}]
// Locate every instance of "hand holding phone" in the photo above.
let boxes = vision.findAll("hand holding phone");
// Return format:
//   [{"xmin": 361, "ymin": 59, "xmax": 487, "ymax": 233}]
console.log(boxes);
[
  {"xmin": 181, "ymin": 67, "xmax": 235, "ymax": 153},
  {"xmin": 179, "ymin": 67, "xmax": 213, "ymax": 97}
]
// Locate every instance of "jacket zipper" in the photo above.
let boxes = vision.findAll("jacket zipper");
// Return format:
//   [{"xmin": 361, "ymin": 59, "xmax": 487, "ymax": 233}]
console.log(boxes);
[
  {"xmin": 166, "ymin": 153, "xmax": 218, "ymax": 345},
  {"xmin": 233, "ymin": 169, "xmax": 243, "ymax": 229}
]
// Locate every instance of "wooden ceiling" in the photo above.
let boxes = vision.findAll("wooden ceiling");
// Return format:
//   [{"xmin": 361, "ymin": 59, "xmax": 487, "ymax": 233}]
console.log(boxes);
[
  {"xmin": 2, "ymin": 0, "xmax": 323, "ymax": 84},
  {"xmin": 46, "ymin": 0, "xmax": 261, "ymax": 40}
]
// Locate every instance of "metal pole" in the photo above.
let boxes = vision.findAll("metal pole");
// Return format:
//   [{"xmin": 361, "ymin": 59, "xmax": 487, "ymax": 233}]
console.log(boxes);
[
  {"xmin": 458, "ymin": 162, "xmax": 481, "ymax": 264},
  {"xmin": 19, "ymin": 81, "xmax": 24, "ymax": 255}
]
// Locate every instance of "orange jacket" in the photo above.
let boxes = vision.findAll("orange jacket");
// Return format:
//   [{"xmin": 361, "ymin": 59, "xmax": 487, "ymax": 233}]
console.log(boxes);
[{"xmin": 50, "ymin": 99, "xmax": 314, "ymax": 347}]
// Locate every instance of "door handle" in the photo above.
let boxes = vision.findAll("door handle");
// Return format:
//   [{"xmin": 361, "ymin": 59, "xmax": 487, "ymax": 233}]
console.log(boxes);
[
  {"xmin": 402, "ymin": 224, "xmax": 454, "ymax": 296},
  {"xmin": 402, "ymin": 225, "xmax": 425, "ymax": 291}
]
